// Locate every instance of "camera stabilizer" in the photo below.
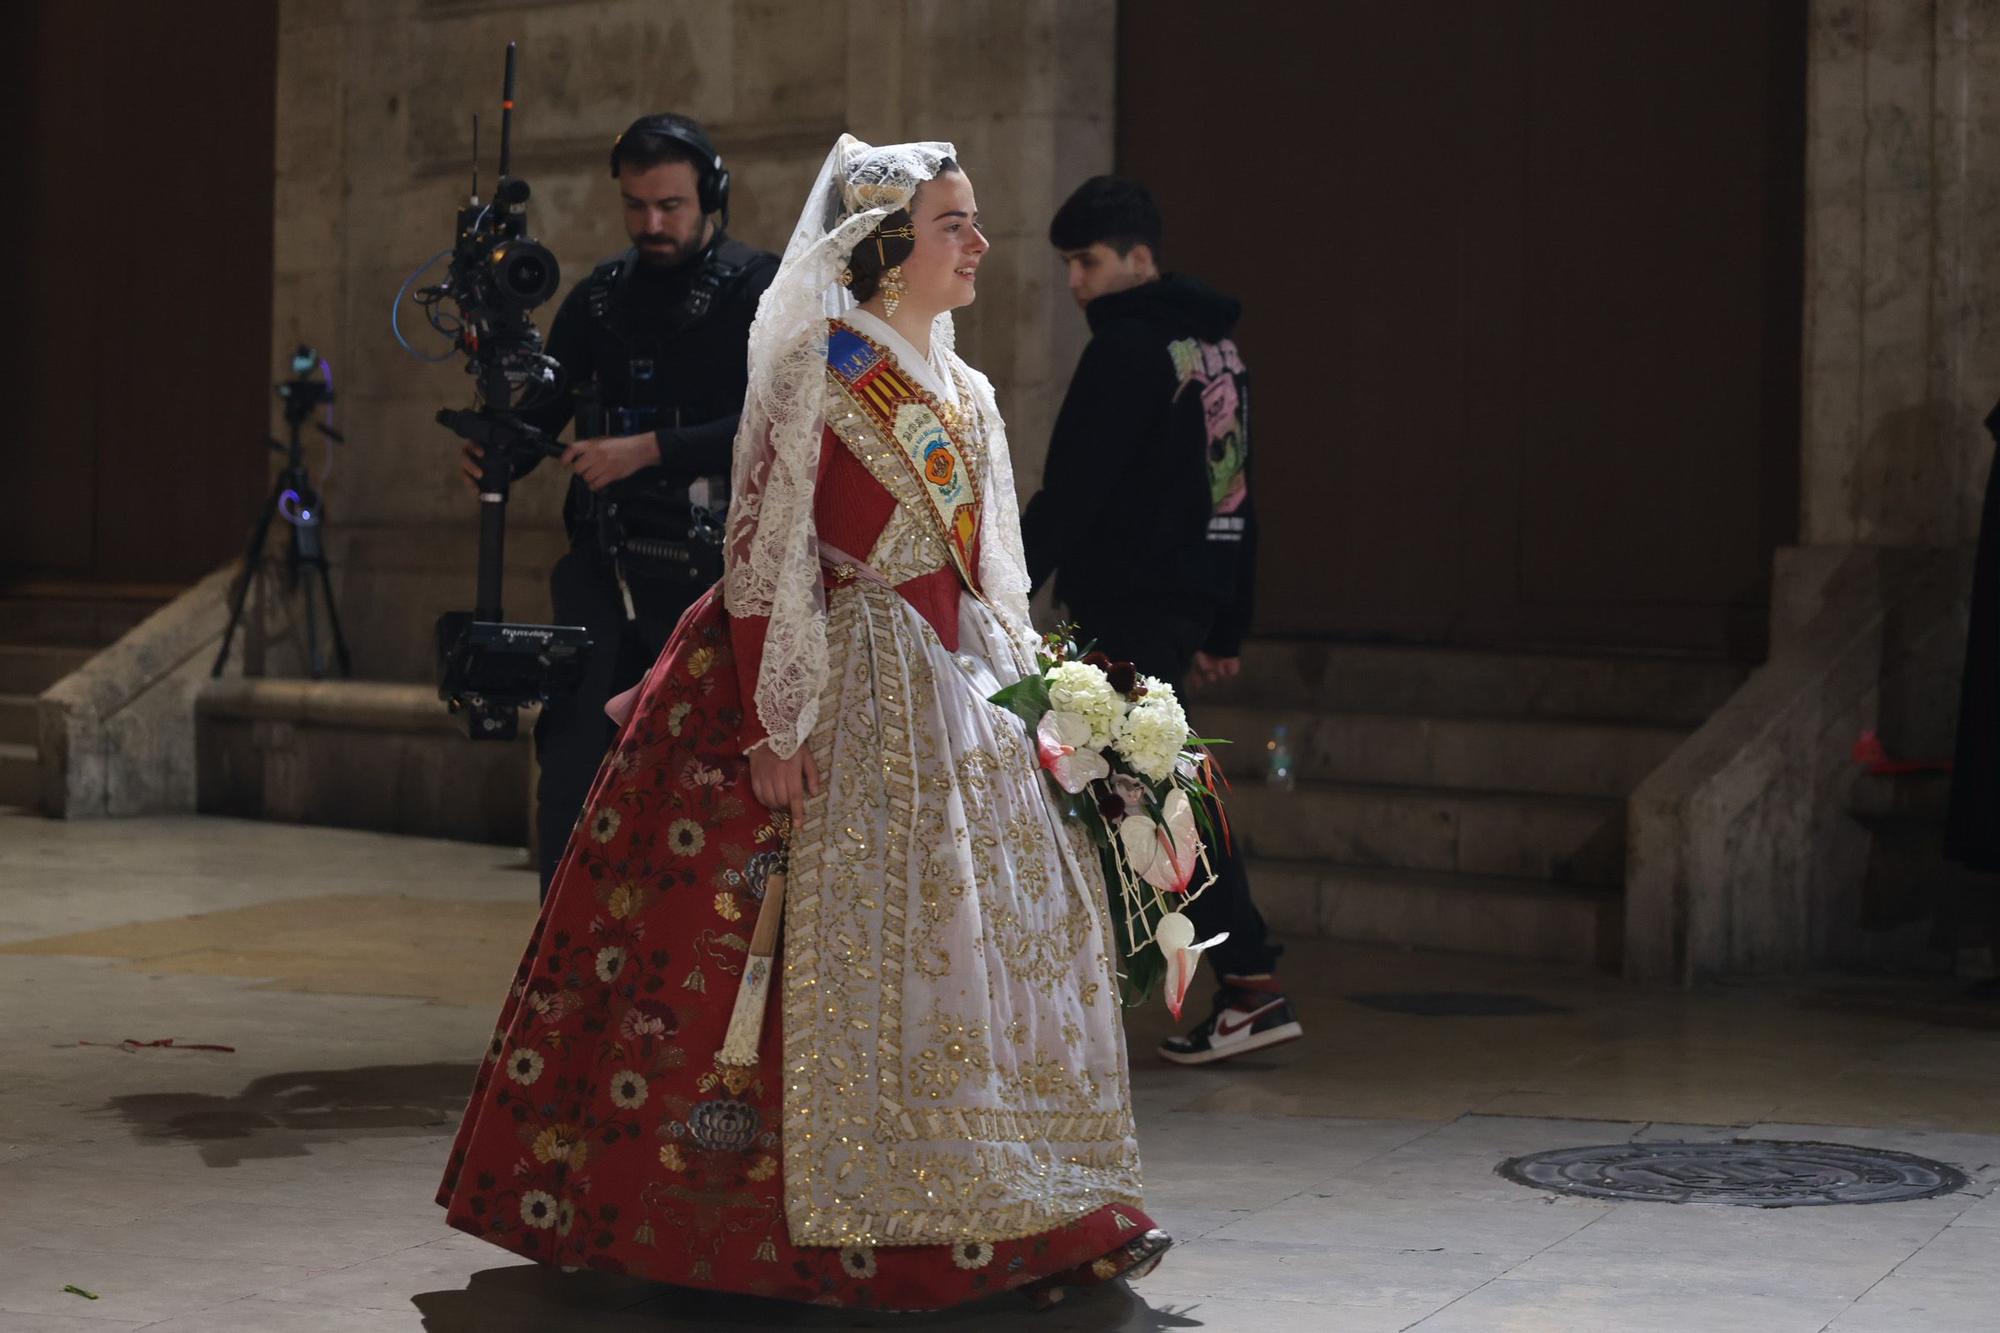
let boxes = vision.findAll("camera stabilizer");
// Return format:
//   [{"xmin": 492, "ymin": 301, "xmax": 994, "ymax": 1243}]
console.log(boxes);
[{"xmin": 403, "ymin": 42, "xmax": 591, "ymax": 741}]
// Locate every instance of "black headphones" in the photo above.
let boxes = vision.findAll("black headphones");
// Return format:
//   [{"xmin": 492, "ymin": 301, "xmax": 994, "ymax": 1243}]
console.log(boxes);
[{"xmin": 609, "ymin": 114, "xmax": 731, "ymax": 220}]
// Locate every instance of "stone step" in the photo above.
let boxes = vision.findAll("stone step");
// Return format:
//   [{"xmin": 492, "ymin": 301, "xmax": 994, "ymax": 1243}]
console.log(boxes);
[
  {"xmin": 1227, "ymin": 780, "xmax": 1624, "ymax": 888},
  {"xmin": 1198, "ymin": 640, "xmax": 1748, "ymax": 727},
  {"xmin": 0, "ymin": 646, "xmax": 93, "ymax": 695},
  {"xmin": 1250, "ymin": 857, "xmax": 1619, "ymax": 968},
  {"xmin": 0, "ymin": 742, "xmax": 37, "ymax": 810},
  {"xmin": 0, "ymin": 694, "xmax": 35, "ymax": 747},
  {"xmin": 0, "ymin": 593, "xmax": 171, "ymax": 647},
  {"xmin": 1196, "ymin": 703, "xmax": 1683, "ymax": 799}
]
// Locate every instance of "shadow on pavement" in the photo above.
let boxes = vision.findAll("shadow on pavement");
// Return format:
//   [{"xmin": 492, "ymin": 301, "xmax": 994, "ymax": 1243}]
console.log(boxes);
[
  {"xmin": 412, "ymin": 1263, "xmax": 1205, "ymax": 1331},
  {"xmin": 104, "ymin": 1061, "xmax": 478, "ymax": 1166}
]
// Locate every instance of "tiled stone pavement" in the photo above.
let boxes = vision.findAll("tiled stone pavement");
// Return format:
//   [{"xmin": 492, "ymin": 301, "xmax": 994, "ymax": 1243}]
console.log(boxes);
[{"xmin": 1, "ymin": 813, "xmax": 1996, "ymax": 1331}]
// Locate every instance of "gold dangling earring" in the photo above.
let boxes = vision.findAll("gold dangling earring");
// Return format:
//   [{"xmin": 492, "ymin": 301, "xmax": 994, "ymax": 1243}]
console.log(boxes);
[{"xmin": 879, "ymin": 265, "xmax": 905, "ymax": 317}]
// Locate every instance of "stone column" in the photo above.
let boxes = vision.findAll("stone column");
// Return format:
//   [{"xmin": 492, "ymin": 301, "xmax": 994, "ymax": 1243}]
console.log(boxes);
[{"xmin": 1802, "ymin": 0, "xmax": 2000, "ymax": 548}]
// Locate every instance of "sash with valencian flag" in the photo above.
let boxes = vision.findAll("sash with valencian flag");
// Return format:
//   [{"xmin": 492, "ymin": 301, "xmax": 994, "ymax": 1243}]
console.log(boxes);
[{"xmin": 826, "ymin": 323, "xmax": 982, "ymax": 589}]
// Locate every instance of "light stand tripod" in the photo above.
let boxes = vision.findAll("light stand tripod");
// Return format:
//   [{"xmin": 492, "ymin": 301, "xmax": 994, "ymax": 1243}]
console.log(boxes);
[{"xmin": 211, "ymin": 346, "xmax": 353, "ymax": 680}]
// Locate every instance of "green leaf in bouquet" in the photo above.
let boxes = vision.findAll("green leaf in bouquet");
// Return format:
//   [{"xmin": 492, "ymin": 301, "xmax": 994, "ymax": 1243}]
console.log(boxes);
[
  {"xmin": 1119, "ymin": 946, "xmax": 1166, "ymax": 1010},
  {"xmin": 1107, "ymin": 845, "xmax": 1166, "ymax": 1009},
  {"xmin": 1185, "ymin": 791, "xmax": 1222, "ymax": 846},
  {"xmin": 987, "ymin": 675, "xmax": 1052, "ymax": 728},
  {"xmin": 1066, "ymin": 788, "xmax": 1119, "ymax": 849}
]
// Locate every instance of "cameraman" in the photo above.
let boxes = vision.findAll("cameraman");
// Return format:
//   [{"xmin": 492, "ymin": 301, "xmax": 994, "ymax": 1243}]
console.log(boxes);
[{"xmin": 459, "ymin": 114, "xmax": 778, "ymax": 893}]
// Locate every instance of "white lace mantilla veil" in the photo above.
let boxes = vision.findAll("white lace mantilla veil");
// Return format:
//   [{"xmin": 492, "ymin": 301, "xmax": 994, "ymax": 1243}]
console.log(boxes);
[{"xmin": 723, "ymin": 134, "xmax": 1038, "ymax": 758}]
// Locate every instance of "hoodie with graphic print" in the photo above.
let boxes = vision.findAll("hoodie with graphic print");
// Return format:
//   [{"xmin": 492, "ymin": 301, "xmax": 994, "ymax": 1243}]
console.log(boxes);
[{"xmin": 1022, "ymin": 274, "xmax": 1258, "ymax": 658}]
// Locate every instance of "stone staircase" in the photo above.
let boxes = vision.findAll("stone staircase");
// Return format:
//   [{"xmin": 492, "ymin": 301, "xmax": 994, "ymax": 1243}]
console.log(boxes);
[
  {"xmin": 1193, "ymin": 641, "xmax": 1750, "ymax": 969},
  {"xmin": 0, "ymin": 583, "xmax": 178, "ymax": 810}
]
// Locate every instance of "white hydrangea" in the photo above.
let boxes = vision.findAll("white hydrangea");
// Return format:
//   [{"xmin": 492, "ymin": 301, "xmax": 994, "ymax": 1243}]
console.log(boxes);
[
  {"xmin": 1045, "ymin": 661, "xmax": 1122, "ymax": 749},
  {"xmin": 1113, "ymin": 684, "xmax": 1190, "ymax": 782}
]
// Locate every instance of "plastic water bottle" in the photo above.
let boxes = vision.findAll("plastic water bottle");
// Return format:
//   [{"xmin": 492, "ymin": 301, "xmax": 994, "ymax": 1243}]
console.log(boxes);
[{"xmin": 1266, "ymin": 724, "xmax": 1296, "ymax": 791}]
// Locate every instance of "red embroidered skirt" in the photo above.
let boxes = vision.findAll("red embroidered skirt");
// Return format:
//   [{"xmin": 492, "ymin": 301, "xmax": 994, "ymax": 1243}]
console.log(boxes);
[{"xmin": 436, "ymin": 589, "xmax": 1157, "ymax": 1310}]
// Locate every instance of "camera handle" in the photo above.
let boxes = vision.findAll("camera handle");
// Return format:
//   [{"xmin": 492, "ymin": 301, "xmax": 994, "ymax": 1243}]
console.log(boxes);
[{"xmin": 433, "ymin": 403, "xmax": 564, "ymax": 621}]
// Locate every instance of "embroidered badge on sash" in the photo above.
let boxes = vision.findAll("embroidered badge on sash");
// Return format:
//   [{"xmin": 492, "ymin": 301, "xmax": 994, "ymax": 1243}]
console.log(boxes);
[{"xmin": 826, "ymin": 324, "xmax": 982, "ymax": 588}]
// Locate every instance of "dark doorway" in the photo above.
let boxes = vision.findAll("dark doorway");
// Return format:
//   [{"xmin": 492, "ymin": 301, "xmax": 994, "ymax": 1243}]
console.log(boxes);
[
  {"xmin": 1117, "ymin": 1, "xmax": 1805, "ymax": 658},
  {"xmin": 4, "ymin": 2, "xmax": 276, "ymax": 587}
]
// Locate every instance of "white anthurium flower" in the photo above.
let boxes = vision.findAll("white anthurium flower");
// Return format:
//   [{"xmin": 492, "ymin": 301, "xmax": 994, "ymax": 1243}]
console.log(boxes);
[
  {"xmin": 1154, "ymin": 910, "xmax": 1229, "ymax": 1020},
  {"xmin": 1037, "ymin": 710, "xmax": 1110, "ymax": 793},
  {"xmin": 1118, "ymin": 789, "xmax": 1201, "ymax": 894}
]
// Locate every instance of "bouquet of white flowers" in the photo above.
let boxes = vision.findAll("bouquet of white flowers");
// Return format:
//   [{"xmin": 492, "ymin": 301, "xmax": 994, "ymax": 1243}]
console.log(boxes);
[{"xmin": 990, "ymin": 628, "xmax": 1232, "ymax": 1016}]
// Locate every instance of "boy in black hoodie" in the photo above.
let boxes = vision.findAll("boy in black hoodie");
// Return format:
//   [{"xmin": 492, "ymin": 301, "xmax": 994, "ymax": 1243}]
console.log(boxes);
[{"xmin": 1022, "ymin": 176, "xmax": 1302, "ymax": 1065}]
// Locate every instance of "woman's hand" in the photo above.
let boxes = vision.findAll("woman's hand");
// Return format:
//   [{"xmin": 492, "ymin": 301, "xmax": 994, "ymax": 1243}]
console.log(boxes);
[{"xmin": 749, "ymin": 742, "xmax": 822, "ymax": 829}]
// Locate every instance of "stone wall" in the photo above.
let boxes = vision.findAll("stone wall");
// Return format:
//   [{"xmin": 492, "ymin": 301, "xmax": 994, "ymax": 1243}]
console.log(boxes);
[
  {"xmin": 1799, "ymin": 0, "xmax": 1998, "ymax": 786},
  {"xmin": 273, "ymin": 0, "xmax": 1112, "ymax": 682},
  {"xmin": 1803, "ymin": 0, "xmax": 2000, "ymax": 547}
]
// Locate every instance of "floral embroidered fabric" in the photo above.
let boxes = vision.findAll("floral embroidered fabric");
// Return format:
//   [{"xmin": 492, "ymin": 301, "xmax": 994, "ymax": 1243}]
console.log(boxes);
[{"xmin": 436, "ymin": 596, "xmax": 1156, "ymax": 1310}]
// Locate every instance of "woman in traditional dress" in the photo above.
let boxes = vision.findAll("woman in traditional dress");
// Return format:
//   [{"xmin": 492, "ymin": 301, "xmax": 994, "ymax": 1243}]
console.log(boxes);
[{"xmin": 437, "ymin": 136, "xmax": 1169, "ymax": 1311}]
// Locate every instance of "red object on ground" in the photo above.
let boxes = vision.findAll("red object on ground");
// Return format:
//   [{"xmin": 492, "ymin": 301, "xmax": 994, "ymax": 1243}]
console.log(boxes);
[
  {"xmin": 437, "ymin": 590, "xmax": 1157, "ymax": 1311},
  {"xmin": 1852, "ymin": 729, "xmax": 1954, "ymax": 776}
]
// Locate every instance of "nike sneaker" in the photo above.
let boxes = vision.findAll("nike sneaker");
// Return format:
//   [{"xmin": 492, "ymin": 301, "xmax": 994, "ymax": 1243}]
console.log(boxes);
[{"xmin": 1158, "ymin": 981, "xmax": 1303, "ymax": 1066}]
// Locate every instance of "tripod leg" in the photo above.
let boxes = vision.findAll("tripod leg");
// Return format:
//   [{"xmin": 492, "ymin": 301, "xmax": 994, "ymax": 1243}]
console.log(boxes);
[
  {"xmin": 316, "ymin": 557, "xmax": 354, "ymax": 678},
  {"xmin": 299, "ymin": 542, "xmax": 325, "ymax": 680},
  {"xmin": 212, "ymin": 479, "xmax": 285, "ymax": 678}
]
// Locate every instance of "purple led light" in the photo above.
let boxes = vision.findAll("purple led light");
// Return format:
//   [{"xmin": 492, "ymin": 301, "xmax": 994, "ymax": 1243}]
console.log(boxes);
[{"xmin": 279, "ymin": 489, "xmax": 318, "ymax": 526}]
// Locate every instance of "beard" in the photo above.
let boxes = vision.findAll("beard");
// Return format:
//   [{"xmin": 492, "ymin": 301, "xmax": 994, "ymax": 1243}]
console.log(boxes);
[{"xmin": 633, "ymin": 231, "xmax": 701, "ymax": 268}]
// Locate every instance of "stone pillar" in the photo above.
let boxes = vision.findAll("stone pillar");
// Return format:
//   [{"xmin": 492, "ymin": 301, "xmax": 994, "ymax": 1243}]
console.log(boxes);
[
  {"xmin": 272, "ymin": 0, "xmax": 1113, "ymax": 683},
  {"xmin": 1802, "ymin": 0, "xmax": 2000, "ymax": 548},
  {"xmin": 1796, "ymin": 0, "xmax": 1999, "ymax": 765}
]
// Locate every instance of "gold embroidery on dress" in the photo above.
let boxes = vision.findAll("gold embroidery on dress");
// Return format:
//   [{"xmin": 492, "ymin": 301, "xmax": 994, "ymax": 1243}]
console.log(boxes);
[
  {"xmin": 781, "ymin": 511, "xmax": 1142, "ymax": 1247},
  {"xmin": 865, "ymin": 501, "xmax": 950, "ymax": 585}
]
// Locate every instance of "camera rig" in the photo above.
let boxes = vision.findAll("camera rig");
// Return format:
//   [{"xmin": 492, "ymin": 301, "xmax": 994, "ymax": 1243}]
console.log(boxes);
[{"xmin": 406, "ymin": 41, "xmax": 591, "ymax": 740}]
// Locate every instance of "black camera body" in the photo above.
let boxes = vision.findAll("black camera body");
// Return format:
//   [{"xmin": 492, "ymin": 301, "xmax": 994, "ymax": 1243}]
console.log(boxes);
[
  {"xmin": 450, "ymin": 180, "xmax": 560, "ymax": 312},
  {"xmin": 416, "ymin": 42, "xmax": 594, "ymax": 741},
  {"xmin": 441, "ymin": 177, "xmax": 561, "ymax": 388}
]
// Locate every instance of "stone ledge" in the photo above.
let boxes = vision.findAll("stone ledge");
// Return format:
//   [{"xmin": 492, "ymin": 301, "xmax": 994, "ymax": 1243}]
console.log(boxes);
[
  {"xmin": 39, "ymin": 565, "xmax": 238, "ymax": 818},
  {"xmin": 200, "ymin": 677, "xmax": 470, "ymax": 733},
  {"xmin": 196, "ymin": 678, "xmax": 535, "ymax": 846}
]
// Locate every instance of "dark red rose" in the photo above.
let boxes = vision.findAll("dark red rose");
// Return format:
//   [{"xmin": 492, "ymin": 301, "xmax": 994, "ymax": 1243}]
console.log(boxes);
[
  {"xmin": 1082, "ymin": 651, "xmax": 1113, "ymax": 670},
  {"xmin": 1106, "ymin": 661, "xmax": 1139, "ymax": 696}
]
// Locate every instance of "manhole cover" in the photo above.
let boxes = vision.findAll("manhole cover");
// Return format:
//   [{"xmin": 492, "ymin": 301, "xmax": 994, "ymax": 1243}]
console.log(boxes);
[
  {"xmin": 1499, "ymin": 1140, "xmax": 1969, "ymax": 1207},
  {"xmin": 1346, "ymin": 992, "xmax": 1570, "ymax": 1017}
]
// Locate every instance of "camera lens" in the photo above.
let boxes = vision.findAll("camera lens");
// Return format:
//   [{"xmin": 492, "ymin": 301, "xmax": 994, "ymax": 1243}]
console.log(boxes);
[
  {"xmin": 506, "ymin": 254, "xmax": 547, "ymax": 292},
  {"xmin": 489, "ymin": 240, "xmax": 560, "ymax": 309}
]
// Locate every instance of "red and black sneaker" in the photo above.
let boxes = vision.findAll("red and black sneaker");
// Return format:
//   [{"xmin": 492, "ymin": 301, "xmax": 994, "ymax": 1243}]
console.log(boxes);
[{"xmin": 1158, "ymin": 978, "xmax": 1303, "ymax": 1066}]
